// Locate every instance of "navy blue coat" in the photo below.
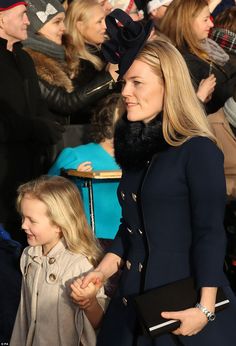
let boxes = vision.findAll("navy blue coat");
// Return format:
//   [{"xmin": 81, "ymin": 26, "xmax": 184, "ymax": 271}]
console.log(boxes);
[{"xmin": 97, "ymin": 136, "xmax": 236, "ymax": 346}]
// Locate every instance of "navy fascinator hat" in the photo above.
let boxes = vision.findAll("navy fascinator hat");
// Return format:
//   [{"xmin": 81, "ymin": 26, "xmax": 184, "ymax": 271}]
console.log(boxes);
[{"xmin": 102, "ymin": 9, "xmax": 154, "ymax": 79}]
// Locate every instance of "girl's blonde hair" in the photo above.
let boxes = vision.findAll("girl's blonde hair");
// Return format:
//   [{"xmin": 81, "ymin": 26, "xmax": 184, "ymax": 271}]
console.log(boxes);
[
  {"xmin": 160, "ymin": 0, "xmax": 211, "ymax": 62},
  {"xmin": 65, "ymin": 0, "xmax": 105, "ymax": 72},
  {"xmin": 17, "ymin": 176, "xmax": 102, "ymax": 266},
  {"xmin": 136, "ymin": 39, "xmax": 216, "ymax": 146}
]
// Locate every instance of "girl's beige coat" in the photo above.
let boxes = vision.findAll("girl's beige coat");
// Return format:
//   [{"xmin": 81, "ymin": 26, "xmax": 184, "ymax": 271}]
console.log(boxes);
[{"xmin": 10, "ymin": 239, "xmax": 107, "ymax": 346}]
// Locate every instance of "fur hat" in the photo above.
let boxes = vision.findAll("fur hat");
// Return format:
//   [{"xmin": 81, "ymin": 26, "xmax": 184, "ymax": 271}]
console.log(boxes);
[
  {"xmin": 0, "ymin": 0, "xmax": 27, "ymax": 11},
  {"xmin": 27, "ymin": 0, "xmax": 64, "ymax": 33},
  {"xmin": 147, "ymin": 0, "xmax": 172, "ymax": 15},
  {"xmin": 102, "ymin": 9, "xmax": 153, "ymax": 79}
]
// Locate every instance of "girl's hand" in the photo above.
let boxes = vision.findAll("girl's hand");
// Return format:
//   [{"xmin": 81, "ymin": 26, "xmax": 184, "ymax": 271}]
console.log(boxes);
[
  {"xmin": 161, "ymin": 307, "xmax": 208, "ymax": 336},
  {"xmin": 197, "ymin": 74, "xmax": 216, "ymax": 103},
  {"xmin": 77, "ymin": 161, "xmax": 92, "ymax": 172},
  {"xmin": 70, "ymin": 277, "xmax": 99, "ymax": 310}
]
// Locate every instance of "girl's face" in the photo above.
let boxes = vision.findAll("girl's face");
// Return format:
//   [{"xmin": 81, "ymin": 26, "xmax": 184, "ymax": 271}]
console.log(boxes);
[
  {"xmin": 77, "ymin": 5, "xmax": 106, "ymax": 45},
  {"xmin": 192, "ymin": 6, "xmax": 214, "ymax": 41},
  {"xmin": 121, "ymin": 59, "xmax": 164, "ymax": 123},
  {"xmin": 21, "ymin": 195, "xmax": 61, "ymax": 255},
  {"xmin": 38, "ymin": 12, "xmax": 65, "ymax": 45}
]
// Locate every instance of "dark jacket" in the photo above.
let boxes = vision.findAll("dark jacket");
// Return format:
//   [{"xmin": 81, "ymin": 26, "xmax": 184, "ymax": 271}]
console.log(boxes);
[
  {"xmin": 0, "ymin": 38, "xmax": 63, "ymax": 242},
  {"xmin": 211, "ymin": 0, "xmax": 235, "ymax": 17},
  {"xmin": 25, "ymin": 48, "xmax": 115, "ymax": 125},
  {"xmin": 182, "ymin": 49, "xmax": 236, "ymax": 114},
  {"xmin": 0, "ymin": 238, "xmax": 22, "ymax": 344},
  {"xmin": 97, "ymin": 117, "xmax": 236, "ymax": 346}
]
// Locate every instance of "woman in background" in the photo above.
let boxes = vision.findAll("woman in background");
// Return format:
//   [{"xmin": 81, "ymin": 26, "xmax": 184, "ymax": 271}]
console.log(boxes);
[
  {"xmin": 160, "ymin": 0, "xmax": 236, "ymax": 114},
  {"xmin": 49, "ymin": 93, "xmax": 124, "ymax": 244}
]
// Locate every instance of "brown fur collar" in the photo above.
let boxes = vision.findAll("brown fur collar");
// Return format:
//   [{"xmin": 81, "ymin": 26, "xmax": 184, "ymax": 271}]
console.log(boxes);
[{"xmin": 25, "ymin": 48, "xmax": 74, "ymax": 92}]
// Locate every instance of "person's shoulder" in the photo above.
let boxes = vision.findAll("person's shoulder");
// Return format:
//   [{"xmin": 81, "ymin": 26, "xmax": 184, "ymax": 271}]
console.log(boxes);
[
  {"xmin": 64, "ymin": 250, "xmax": 93, "ymax": 272},
  {"xmin": 184, "ymin": 136, "xmax": 217, "ymax": 148},
  {"xmin": 73, "ymin": 142, "xmax": 98, "ymax": 153},
  {"xmin": 183, "ymin": 136, "xmax": 223, "ymax": 159}
]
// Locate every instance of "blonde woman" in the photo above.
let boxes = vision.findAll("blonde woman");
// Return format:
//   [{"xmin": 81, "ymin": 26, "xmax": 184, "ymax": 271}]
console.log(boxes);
[
  {"xmin": 65, "ymin": 0, "xmax": 117, "ymax": 86},
  {"xmin": 73, "ymin": 9, "xmax": 236, "ymax": 346},
  {"xmin": 10, "ymin": 176, "xmax": 107, "ymax": 346},
  {"xmin": 160, "ymin": 0, "xmax": 236, "ymax": 114}
]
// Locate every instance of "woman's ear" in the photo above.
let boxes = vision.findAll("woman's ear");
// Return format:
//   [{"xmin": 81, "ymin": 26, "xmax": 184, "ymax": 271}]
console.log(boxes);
[{"xmin": 76, "ymin": 20, "xmax": 84, "ymax": 34}]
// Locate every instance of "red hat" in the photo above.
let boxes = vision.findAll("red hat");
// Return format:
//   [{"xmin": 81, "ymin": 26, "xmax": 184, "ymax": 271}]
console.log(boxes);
[{"xmin": 0, "ymin": 0, "xmax": 27, "ymax": 11}]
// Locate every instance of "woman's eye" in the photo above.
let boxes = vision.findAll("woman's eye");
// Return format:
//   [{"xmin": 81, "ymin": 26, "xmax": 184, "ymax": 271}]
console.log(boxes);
[{"xmin": 133, "ymin": 80, "xmax": 141, "ymax": 85}]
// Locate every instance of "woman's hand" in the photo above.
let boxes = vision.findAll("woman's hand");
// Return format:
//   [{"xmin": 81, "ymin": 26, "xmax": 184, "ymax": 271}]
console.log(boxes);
[
  {"xmin": 197, "ymin": 74, "xmax": 216, "ymax": 103},
  {"xmin": 161, "ymin": 307, "xmax": 208, "ymax": 336},
  {"xmin": 71, "ymin": 276, "xmax": 99, "ymax": 310},
  {"xmin": 81, "ymin": 269, "xmax": 106, "ymax": 289},
  {"xmin": 77, "ymin": 161, "xmax": 92, "ymax": 172}
]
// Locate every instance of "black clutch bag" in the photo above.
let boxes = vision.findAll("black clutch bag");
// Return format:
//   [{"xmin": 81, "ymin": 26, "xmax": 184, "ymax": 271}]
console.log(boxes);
[{"xmin": 134, "ymin": 277, "xmax": 230, "ymax": 338}]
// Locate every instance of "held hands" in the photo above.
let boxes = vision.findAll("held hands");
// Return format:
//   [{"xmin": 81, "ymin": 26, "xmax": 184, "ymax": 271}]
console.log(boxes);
[
  {"xmin": 71, "ymin": 276, "xmax": 99, "ymax": 310},
  {"xmin": 161, "ymin": 307, "xmax": 208, "ymax": 336},
  {"xmin": 81, "ymin": 269, "xmax": 106, "ymax": 289},
  {"xmin": 197, "ymin": 74, "xmax": 216, "ymax": 103}
]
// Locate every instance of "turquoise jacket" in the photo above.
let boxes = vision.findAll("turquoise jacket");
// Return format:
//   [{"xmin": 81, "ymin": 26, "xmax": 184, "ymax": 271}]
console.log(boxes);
[{"xmin": 48, "ymin": 143, "xmax": 121, "ymax": 239}]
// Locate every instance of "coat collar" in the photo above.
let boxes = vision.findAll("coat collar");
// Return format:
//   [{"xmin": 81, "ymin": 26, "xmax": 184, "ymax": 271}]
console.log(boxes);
[
  {"xmin": 114, "ymin": 113, "xmax": 169, "ymax": 171},
  {"xmin": 27, "ymin": 238, "xmax": 67, "ymax": 263}
]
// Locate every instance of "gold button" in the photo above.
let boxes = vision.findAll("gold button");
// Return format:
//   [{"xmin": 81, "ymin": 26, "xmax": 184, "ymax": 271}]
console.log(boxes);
[
  {"xmin": 49, "ymin": 257, "xmax": 56, "ymax": 264},
  {"xmin": 122, "ymin": 297, "xmax": 128, "ymax": 306},
  {"xmin": 138, "ymin": 263, "xmax": 143, "ymax": 272},
  {"xmin": 126, "ymin": 260, "xmax": 131, "ymax": 270},
  {"xmin": 49, "ymin": 273, "xmax": 56, "ymax": 281},
  {"xmin": 127, "ymin": 227, "xmax": 133, "ymax": 234},
  {"xmin": 132, "ymin": 193, "xmax": 137, "ymax": 202},
  {"xmin": 121, "ymin": 191, "xmax": 125, "ymax": 200}
]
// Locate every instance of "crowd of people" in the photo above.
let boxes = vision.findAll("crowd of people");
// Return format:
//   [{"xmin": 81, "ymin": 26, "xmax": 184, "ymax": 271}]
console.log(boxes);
[{"xmin": 0, "ymin": 0, "xmax": 236, "ymax": 345}]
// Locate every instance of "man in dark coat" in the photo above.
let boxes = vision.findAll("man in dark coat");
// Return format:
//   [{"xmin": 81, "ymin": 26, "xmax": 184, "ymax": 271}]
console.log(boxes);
[{"xmin": 0, "ymin": 0, "xmax": 64, "ymax": 243}]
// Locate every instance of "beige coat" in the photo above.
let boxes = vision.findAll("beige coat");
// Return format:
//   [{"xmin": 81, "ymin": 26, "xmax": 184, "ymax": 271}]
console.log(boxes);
[
  {"xmin": 10, "ymin": 239, "xmax": 108, "ymax": 346},
  {"xmin": 208, "ymin": 108, "xmax": 236, "ymax": 197}
]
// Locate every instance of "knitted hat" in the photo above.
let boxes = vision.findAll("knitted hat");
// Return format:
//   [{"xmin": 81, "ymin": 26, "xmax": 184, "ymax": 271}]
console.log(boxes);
[
  {"xmin": 147, "ymin": 0, "xmax": 172, "ymax": 14},
  {"xmin": 27, "ymin": 0, "xmax": 64, "ymax": 33},
  {"xmin": 0, "ymin": 0, "xmax": 27, "ymax": 11}
]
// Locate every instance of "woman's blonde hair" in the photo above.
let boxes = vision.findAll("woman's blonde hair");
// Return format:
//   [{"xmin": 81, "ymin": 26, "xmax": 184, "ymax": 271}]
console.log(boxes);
[
  {"xmin": 160, "ymin": 0, "xmax": 211, "ymax": 62},
  {"xmin": 17, "ymin": 176, "xmax": 102, "ymax": 266},
  {"xmin": 65, "ymin": 0, "xmax": 105, "ymax": 72},
  {"xmin": 136, "ymin": 39, "xmax": 216, "ymax": 146}
]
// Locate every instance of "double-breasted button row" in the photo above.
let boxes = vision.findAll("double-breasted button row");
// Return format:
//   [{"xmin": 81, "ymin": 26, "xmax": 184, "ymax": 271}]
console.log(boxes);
[
  {"xmin": 127, "ymin": 227, "xmax": 143, "ymax": 235},
  {"xmin": 126, "ymin": 260, "xmax": 143, "ymax": 272},
  {"xmin": 120, "ymin": 191, "xmax": 138, "ymax": 202}
]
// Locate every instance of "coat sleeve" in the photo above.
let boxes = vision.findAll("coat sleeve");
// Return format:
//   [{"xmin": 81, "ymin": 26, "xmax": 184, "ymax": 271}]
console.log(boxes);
[
  {"xmin": 48, "ymin": 148, "xmax": 79, "ymax": 175},
  {"xmin": 186, "ymin": 137, "xmax": 229, "ymax": 288},
  {"xmin": 106, "ymin": 218, "xmax": 129, "ymax": 259},
  {"xmin": 38, "ymin": 70, "xmax": 114, "ymax": 119},
  {"xmin": 10, "ymin": 252, "xmax": 29, "ymax": 346}
]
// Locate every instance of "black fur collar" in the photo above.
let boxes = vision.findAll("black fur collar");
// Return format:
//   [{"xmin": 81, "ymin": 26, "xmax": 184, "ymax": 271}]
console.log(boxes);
[{"xmin": 114, "ymin": 113, "xmax": 169, "ymax": 171}]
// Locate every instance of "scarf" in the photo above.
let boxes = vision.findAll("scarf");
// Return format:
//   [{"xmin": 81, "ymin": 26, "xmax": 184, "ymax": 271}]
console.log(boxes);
[
  {"xmin": 114, "ymin": 113, "xmax": 169, "ymax": 171},
  {"xmin": 201, "ymin": 37, "xmax": 229, "ymax": 66},
  {"xmin": 23, "ymin": 31, "xmax": 65, "ymax": 62},
  {"xmin": 224, "ymin": 97, "xmax": 236, "ymax": 128},
  {"xmin": 209, "ymin": 28, "xmax": 236, "ymax": 56}
]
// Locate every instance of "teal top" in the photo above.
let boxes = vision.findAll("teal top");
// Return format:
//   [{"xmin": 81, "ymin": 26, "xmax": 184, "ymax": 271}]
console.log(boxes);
[{"xmin": 48, "ymin": 143, "xmax": 121, "ymax": 239}]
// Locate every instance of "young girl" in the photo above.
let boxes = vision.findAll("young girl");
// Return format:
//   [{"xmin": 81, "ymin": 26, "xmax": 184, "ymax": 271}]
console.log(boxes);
[{"xmin": 10, "ymin": 175, "xmax": 107, "ymax": 346}]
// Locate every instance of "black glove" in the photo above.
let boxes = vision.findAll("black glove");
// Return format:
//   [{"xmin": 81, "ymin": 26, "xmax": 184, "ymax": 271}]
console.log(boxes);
[{"xmin": 32, "ymin": 117, "xmax": 65, "ymax": 144}]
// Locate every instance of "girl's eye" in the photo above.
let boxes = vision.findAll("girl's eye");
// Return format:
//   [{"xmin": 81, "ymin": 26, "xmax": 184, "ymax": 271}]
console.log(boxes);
[{"xmin": 133, "ymin": 80, "xmax": 141, "ymax": 85}]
